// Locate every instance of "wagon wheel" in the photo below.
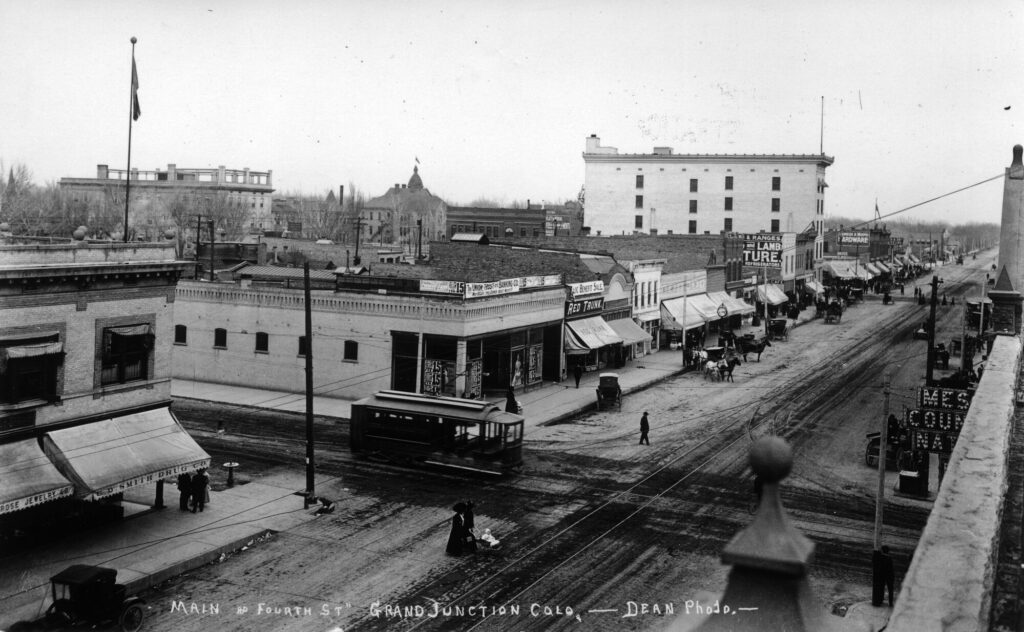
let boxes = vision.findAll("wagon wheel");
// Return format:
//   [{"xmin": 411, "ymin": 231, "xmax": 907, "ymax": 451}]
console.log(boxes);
[{"xmin": 120, "ymin": 602, "xmax": 145, "ymax": 632}]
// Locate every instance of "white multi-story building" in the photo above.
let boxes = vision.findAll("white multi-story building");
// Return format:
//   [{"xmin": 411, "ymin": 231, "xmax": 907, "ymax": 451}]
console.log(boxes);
[{"xmin": 581, "ymin": 135, "xmax": 833, "ymax": 259}]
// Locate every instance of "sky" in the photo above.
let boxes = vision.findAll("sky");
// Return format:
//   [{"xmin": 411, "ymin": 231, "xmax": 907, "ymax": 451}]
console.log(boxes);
[{"xmin": 1, "ymin": 0, "xmax": 1022, "ymax": 224}]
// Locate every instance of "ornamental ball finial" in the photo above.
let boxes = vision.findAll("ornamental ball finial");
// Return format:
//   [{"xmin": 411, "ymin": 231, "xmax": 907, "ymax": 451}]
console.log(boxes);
[
  {"xmin": 131, "ymin": 36, "xmax": 137, "ymax": 44},
  {"xmin": 749, "ymin": 436, "xmax": 792, "ymax": 484}
]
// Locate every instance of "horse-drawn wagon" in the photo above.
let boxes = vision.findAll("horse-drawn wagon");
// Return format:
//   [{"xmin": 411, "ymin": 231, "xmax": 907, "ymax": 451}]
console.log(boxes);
[
  {"xmin": 595, "ymin": 373, "xmax": 622, "ymax": 411},
  {"xmin": 768, "ymin": 318, "xmax": 789, "ymax": 341},
  {"xmin": 824, "ymin": 301, "xmax": 843, "ymax": 324}
]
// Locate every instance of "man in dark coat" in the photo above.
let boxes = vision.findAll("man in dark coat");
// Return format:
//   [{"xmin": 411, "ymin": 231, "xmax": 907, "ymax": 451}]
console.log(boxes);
[
  {"xmin": 505, "ymin": 386, "xmax": 518, "ymax": 414},
  {"xmin": 190, "ymin": 468, "xmax": 210, "ymax": 513},
  {"xmin": 639, "ymin": 412, "xmax": 650, "ymax": 445},
  {"xmin": 880, "ymin": 545, "xmax": 896, "ymax": 606},
  {"xmin": 176, "ymin": 472, "xmax": 192, "ymax": 511},
  {"xmin": 573, "ymin": 363, "xmax": 583, "ymax": 388}
]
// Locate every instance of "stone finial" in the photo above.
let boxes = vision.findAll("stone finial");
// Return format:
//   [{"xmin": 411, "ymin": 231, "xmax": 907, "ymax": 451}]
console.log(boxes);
[
  {"xmin": 722, "ymin": 436, "xmax": 813, "ymax": 575},
  {"xmin": 1011, "ymin": 145, "xmax": 1023, "ymax": 179}
]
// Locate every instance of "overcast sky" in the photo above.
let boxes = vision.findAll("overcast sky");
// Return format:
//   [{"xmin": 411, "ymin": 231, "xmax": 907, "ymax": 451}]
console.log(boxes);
[{"xmin": 1, "ymin": 1, "xmax": 1021, "ymax": 224}]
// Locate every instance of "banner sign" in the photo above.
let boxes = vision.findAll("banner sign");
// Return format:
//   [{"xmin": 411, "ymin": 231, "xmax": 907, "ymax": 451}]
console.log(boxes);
[
  {"xmin": 419, "ymin": 279, "xmax": 465, "ymax": 295},
  {"xmin": 522, "ymin": 274, "xmax": 562, "ymax": 289},
  {"xmin": 569, "ymin": 280, "xmax": 605, "ymax": 299},
  {"xmin": 566, "ymin": 297, "xmax": 604, "ymax": 318},
  {"xmin": 889, "ymin": 237, "xmax": 904, "ymax": 246},
  {"xmin": 730, "ymin": 233, "xmax": 783, "ymax": 268},
  {"xmin": 838, "ymin": 231, "xmax": 870, "ymax": 245},
  {"xmin": 465, "ymin": 278, "xmax": 521, "ymax": 299}
]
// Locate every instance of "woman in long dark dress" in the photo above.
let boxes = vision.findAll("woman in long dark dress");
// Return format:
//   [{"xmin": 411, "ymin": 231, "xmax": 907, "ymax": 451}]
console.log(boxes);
[{"xmin": 446, "ymin": 503, "xmax": 467, "ymax": 556}]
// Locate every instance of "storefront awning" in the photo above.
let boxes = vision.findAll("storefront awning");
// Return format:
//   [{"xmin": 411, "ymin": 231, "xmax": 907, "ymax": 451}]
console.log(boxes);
[
  {"xmin": 874, "ymin": 261, "xmax": 891, "ymax": 274},
  {"xmin": 909, "ymin": 254, "xmax": 921, "ymax": 264},
  {"xmin": 888, "ymin": 259, "xmax": 903, "ymax": 269},
  {"xmin": 707, "ymin": 291, "xmax": 755, "ymax": 317},
  {"xmin": 42, "ymin": 408, "xmax": 211, "ymax": 501},
  {"xmin": 564, "ymin": 316, "xmax": 624, "ymax": 352},
  {"xmin": 606, "ymin": 318, "xmax": 653, "ymax": 345},
  {"xmin": 687, "ymin": 293, "xmax": 725, "ymax": 321},
  {"xmin": 755, "ymin": 284, "xmax": 789, "ymax": 305},
  {"xmin": 823, "ymin": 260, "xmax": 871, "ymax": 281},
  {"xmin": 863, "ymin": 262, "xmax": 882, "ymax": 277},
  {"xmin": 803, "ymin": 279, "xmax": 825, "ymax": 294},
  {"xmin": 661, "ymin": 296, "xmax": 710, "ymax": 331},
  {"xmin": 635, "ymin": 310, "xmax": 661, "ymax": 323},
  {"xmin": 0, "ymin": 439, "xmax": 75, "ymax": 515}
]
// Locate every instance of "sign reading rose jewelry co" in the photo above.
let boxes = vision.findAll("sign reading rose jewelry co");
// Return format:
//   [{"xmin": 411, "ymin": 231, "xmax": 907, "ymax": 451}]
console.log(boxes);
[{"xmin": 730, "ymin": 233, "xmax": 783, "ymax": 268}]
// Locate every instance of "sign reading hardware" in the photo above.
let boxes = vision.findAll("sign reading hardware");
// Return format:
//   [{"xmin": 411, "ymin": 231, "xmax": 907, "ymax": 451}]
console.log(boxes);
[{"xmin": 838, "ymin": 231, "xmax": 870, "ymax": 245}]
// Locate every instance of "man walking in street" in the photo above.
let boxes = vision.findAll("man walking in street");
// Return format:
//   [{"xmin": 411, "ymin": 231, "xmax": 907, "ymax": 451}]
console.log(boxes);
[
  {"xmin": 639, "ymin": 411, "xmax": 650, "ymax": 445},
  {"xmin": 573, "ymin": 363, "xmax": 583, "ymax": 389}
]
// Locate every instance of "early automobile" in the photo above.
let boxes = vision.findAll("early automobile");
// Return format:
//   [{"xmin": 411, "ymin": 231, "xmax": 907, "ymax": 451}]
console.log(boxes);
[
  {"xmin": 595, "ymin": 373, "xmax": 622, "ymax": 411},
  {"xmin": 11, "ymin": 565, "xmax": 146, "ymax": 631}
]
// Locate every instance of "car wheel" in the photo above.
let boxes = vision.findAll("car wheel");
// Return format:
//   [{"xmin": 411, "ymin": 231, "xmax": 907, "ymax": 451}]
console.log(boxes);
[
  {"xmin": 48, "ymin": 599, "xmax": 78, "ymax": 624},
  {"xmin": 120, "ymin": 603, "xmax": 145, "ymax": 632}
]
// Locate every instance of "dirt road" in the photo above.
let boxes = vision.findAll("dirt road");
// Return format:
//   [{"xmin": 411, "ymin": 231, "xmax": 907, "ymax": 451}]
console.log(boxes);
[{"xmin": 146, "ymin": 257, "xmax": 991, "ymax": 632}]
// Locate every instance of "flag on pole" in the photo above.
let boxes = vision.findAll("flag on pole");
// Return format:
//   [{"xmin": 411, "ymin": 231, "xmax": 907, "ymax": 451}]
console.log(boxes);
[
  {"xmin": 131, "ymin": 54, "xmax": 141, "ymax": 121},
  {"xmin": 415, "ymin": 156, "xmax": 420, "ymax": 164}
]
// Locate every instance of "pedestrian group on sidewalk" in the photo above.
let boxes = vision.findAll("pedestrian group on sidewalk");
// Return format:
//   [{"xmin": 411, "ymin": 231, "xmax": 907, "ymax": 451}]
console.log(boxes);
[{"xmin": 176, "ymin": 469, "xmax": 210, "ymax": 513}]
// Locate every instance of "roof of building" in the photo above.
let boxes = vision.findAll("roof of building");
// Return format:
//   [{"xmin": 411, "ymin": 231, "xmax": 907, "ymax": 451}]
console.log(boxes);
[
  {"xmin": 450, "ymin": 233, "xmax": 489, "ymax": 244},
  {"xmin": 504, "ymin": 235, "xmax": 723, "ymax": 274},
  {"xmin": 236, "ymin": 265, "xmax": 336, "ymax": 281}
]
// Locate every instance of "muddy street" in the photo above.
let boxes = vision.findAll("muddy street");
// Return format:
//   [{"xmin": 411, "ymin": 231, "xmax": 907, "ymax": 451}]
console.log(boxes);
[{"xmin": 143, "ymin": 258, "xmax": 991, "ymax": 632}]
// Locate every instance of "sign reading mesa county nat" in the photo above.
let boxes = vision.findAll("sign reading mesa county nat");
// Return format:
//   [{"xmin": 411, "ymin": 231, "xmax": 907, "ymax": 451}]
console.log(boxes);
[
  {"xmin": 907, "ymin": 387, "xmax": 974, "ymax": 455},
  {"xmin": 730, "ymin": 233, "xmax": 782, "ymax": 268}
]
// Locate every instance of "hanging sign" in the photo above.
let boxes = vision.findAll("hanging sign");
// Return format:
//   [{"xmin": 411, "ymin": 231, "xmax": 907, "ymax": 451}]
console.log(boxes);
[{"xmin": 730, "ymin": 233, "xmax": 782, "ymax": 268}]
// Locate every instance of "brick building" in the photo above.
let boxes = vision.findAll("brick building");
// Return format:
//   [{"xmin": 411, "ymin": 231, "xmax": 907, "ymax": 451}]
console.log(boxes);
[
  {"xmin": 0, "ymin": 239, "xmax": 203, "ymax": 538},
  {"xmin": 362, "ymin": 166, "xmax": 447, "ymax": 254}
]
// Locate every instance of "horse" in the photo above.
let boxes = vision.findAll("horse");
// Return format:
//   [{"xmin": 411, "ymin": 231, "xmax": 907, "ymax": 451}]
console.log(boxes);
[
  {"xmin": 740, "ymin": 337, "xmax": 772, "ymax": 362},
  {"xmin": 717, "ymin": 356, "xmax": 742, "ymax": 382},
  {"xmin": 703, "ymin": 360, "xmax": 720, "ymax": 381}
]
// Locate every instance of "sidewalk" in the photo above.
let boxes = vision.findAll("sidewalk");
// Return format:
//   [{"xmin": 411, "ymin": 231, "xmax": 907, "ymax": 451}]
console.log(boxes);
[{"xmin": 0, "ymin": 471, "xmax": 323, "ymax": 629}]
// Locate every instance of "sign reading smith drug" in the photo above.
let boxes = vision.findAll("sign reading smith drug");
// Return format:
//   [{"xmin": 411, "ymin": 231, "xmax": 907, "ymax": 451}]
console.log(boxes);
[{"xmin": 730, "ymin": 233, "xmax": 783, "ymax": 268}]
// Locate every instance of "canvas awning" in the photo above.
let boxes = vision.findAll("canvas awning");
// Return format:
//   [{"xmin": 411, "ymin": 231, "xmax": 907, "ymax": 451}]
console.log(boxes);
[
  {"xmin": 0, "ymin": 341, "xmax": 63, "ymax": 371},
  {"xmin": 564, "ymin": 316, "xmax": 624, "ymax": 352},
  {"xmin": 909, "ymin": 254, "xmax": 921, "ymax": 264},
  {"xmin": 755, "ymin": 284, "xmax": 789, "ymax": 305},
  {"xmin": 606, "ymin": 318, "xmax": 653, "ymax": 345},
  {"xmin": 803, "ymin": 279, "xmax": 825, "ymax": 294},
  {"xmin": 863, "ymin": 262, "xmax": 883, "ymax": 277},
  {"xmin": 888, "ymin": 258, "xmax": 903, "ymax": 269},
  {"xmin": 707, "ymin": 291, "xmax": 755, "ymax": 317},
  {"xmin": 0, "ymin": 439, "xmax": 74, "ymax": 515},
  {"xmin": 661, "ymin": 296, "xmax": 711, "ymax": 331},
  {"xmin": 687, "ymin": 293, "xmax": 726, "ymax": 321},
  {"xmin": 42, "ymin": 408, "xmax": 211, "ymax": 501},
  {"xmin": 874, "ymin": 261, "xmax": 891, "ymax": 274},
  {"xmin": 824, "ymin": 260, "xmax": 870, "ymax": 281}
]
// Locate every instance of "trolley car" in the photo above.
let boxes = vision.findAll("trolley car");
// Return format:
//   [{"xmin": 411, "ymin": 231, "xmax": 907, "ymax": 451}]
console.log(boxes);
[{"xmin": 349, "ymin": 390, "xmax": 524, "ymax": 475}]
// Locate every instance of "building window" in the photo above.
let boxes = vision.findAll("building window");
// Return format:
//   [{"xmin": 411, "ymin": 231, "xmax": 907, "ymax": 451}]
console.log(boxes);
[
  {"xmin": 0, "ymin": 333, "xmax": 62, "ymax": 403},
  {"xmin": 636, "ymin": 175, "xmax": 644, "ymax": 189},
  {"xmin": 214, "ymin": 328, "xmax": 227, "ymax": 349},
  {"xmin": 101, "ymin": 325, "xmax": 152, "ymax": 385},
  {"xmin": 689, "ymin": 200, "xmax": 697, "ymax": 214},
  {"xmin": 724, "ymin": 218, "xmax": 733, "ymax": 232},
  {"xmin": 771, "ymin": 198, "xmax": 780, "ymax": 212},
  {"xmin": 690, "ymin": 179, "xmax": 698, "ymax": 193},
  {"xmin": 724, "ymin": 197, "xmax": 733, "ymax": 211},
  {"xmin": 255, "ymin": 332, "xmax": 269, "ymax": 353},
  {"xmin": 298, "ymin": 336, "xmax": 308, "ymax": 357},
  {"xmin": 689, "ymin": 220, "xmax": 697, "ymax": 234},
  {"xmin": 344, "ymin": 340, "xmax": 358, "ymax": 361},
  {"xmin": 635, "ymin": 215, "xmax": 643, "ymax": 229},
  {"xmin": 772, "ymin": 176, "xmax": 781, "ymax": 191},
  {"xmin": 771, "ymin": 219, "xmax": 780, "ymax": 232},
  {"xmin": 174, "ymin": 324, "xmax": 187, "ymax": 345},
  {"xmin": 725, "ymin": 176, "xmax": 733, "ymax": 190},
  {"xmin": 635, "ymin": 195, "xmax": 643, "ymax": 209}
]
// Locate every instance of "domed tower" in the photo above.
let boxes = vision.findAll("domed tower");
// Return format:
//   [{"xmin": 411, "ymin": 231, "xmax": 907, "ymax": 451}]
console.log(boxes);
[{"xmin": 407, "ymin": 165, "xmax": 424, "ymax": 191}]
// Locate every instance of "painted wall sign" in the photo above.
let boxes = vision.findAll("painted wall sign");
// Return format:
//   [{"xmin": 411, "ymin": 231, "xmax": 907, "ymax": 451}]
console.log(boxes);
[
  {"xmin": 565, "ymin": 297, "xmax": 605, "ymax": 318},
  {"xmin": 569, "ymin": 280, "xmax": 605, "ymax": 299},
  {"xmin": 730, "ymin": 233, "xmax": 783, "ymax": 269},
  {"xmin": 838, "ymin": 231, "xmax": 870, "ymax": 245}
]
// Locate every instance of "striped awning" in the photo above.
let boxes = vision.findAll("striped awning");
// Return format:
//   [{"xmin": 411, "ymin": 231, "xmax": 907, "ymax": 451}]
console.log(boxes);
[
  {"xmin": 564, "ymin": 316, "xmax": 624, "ymax": 352},
  {"xmin": 606, "ymin": 318, "xmax": 652, "ymax": 345}
]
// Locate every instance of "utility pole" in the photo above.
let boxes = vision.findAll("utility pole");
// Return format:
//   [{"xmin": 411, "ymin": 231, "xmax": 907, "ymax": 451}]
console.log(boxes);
[
  {"xmin": 872, "ymin": 374, "xmax": 892, "ymax": 605},
  {"xmin": 353, "ymin": 216, "xmax": 362, "ymax": 265},
  {"xmin": 303, "ymin": 262, "xmax": 315, "ymax": 508},
  {"xmin": 925, "ymin": 275, "xmax": 941, "ymax": 385},
  {"xmin": 208, "ymin": 220, "xmax": 215, "ymax": 283}
]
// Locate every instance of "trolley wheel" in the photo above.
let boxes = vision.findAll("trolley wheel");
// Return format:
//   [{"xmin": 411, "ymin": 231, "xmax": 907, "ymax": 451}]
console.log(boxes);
[{"xmin": 119, "ymin": 602, "xmax": 145, "ymax": 632}]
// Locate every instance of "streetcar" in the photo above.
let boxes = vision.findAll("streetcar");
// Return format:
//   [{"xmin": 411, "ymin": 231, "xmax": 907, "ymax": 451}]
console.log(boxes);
[{"xmin": 349, "ymin": 390, "xmax": 524, "ymax": 475}]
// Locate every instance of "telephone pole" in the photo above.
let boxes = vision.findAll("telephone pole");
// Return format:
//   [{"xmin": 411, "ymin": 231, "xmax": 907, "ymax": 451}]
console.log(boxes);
[
  {"xmin": 925, "ymin": 275, "xmax": 941, "ymax": 385},
  {"xmin": 303, "ymin": 262, "xmax": 315, "ymax": 508}
]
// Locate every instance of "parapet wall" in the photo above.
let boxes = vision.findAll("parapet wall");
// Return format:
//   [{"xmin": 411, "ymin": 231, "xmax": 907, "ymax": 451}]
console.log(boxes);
[{"xmin": 888, "ymin": 335, "xmax": 1021, "ymax": 632}]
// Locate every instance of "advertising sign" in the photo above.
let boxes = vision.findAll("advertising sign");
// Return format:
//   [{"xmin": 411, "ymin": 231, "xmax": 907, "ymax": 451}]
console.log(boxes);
[
  {"xmin": 889, "ymin": 237, "xmax": 904, "ymax": 246},
  {"xmin": 521, "ymin": 274, "xmax": 562, "ymax": 289},
  {"xmin": 464, "ymin": 278, "xmax": 521, "ymax": 299},
  {"xmin": 730, "ymin": 233, "xmax": 783, "ymax": 268},
  {"xmin": 419, "ymin": 279, "xmax": 465, "ymax": 295},
  {"xmin": 907, "ymin": 387, "xmax": 973, "ymax": 454},
  {"xmin": 565, "ymin": 297, "xmax": 604, "ymax": 318},
  {"xmin": 917, "ymin": 387, "xmax": 972, "ymax": 411},
  {"xmin": 838, "ymin": 231, "xmax": 870, "ymax": 245},
  {"xmin": 569, "ymin": 280, "xmax": 605, "ymax": 298}
]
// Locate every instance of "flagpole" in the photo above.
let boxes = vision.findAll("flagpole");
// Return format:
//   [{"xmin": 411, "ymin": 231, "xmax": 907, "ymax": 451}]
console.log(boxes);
[{"xmin": 124, "ymin": 36, "xmax": 137, "ymax": 243}]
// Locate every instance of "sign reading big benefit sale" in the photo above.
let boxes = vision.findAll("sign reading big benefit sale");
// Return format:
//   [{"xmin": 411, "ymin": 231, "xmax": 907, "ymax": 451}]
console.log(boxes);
[{"xmin": 732, "ymin": 233, "xmax": 782, "ymax": 268}]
